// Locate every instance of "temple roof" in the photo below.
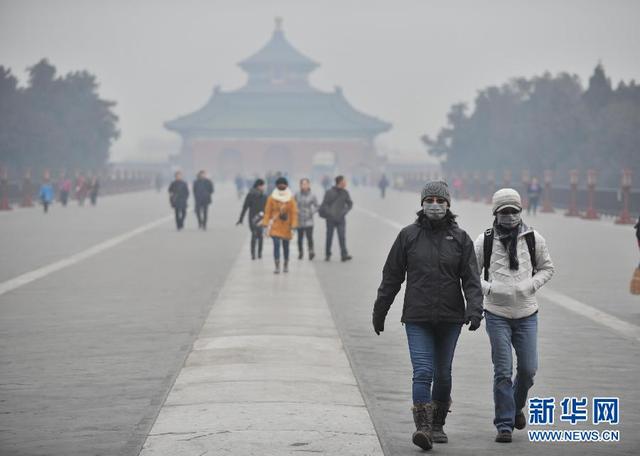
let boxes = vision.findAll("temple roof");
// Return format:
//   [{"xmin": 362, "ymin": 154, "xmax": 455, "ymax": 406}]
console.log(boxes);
[
  {"xmin": 238, "ymin": 17, "xmax": 319, "ymax": 74},
  {"xmin": 165, "ymin": 88, "xmax": 391, "ymax": 139},
  {"xmin": 165, "ymin": 19, "xmax": 391, "ymax": 140}
]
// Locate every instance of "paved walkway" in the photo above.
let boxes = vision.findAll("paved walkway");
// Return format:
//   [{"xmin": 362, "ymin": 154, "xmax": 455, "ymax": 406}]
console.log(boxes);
[{"xmin": 138, "ymin": 239, "xmax": 383, "ymax": 455}]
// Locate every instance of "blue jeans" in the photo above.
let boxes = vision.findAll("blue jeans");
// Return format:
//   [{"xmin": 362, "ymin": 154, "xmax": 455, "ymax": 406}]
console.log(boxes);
[
  {"xmin": 485, "ymin": 311, "xmax": 538, "ymax": 431},
  {"xmin": 405, "ymin": 322, "xmax": 463, "ymax": 404},
  {"xmin": 272, "ymin": 237, "xmax": 290, "ymax": 261}
]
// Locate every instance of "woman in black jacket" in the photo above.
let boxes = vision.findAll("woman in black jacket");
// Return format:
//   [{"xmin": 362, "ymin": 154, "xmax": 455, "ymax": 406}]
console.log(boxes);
[
  {"xmin": 372, "ymin": 181, "xmax": 484, "ymax": 451},
  {"xmin": 237, "ymin": 179, "xmax": 267, "ymax": 259}
]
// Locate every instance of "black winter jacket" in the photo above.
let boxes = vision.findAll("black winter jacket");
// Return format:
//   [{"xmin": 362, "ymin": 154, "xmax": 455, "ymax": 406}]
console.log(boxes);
[
  {"xmin": 373, "ymin": 212, "xmax": 484, "ymax": 324},
  {"xmin": 193, "ymin": 178, "xmax": 214, "ymax": 205},
  {"xmin": 320, "ymin": 186, "xmax": 353, "ymax": 222},
  {"xmin": 168, "ymin": 180, "xmax": 189, "ymax": 208},
  {"xmin": 238, "ymin": 188, "xmax": 267, "ymax": 227}
]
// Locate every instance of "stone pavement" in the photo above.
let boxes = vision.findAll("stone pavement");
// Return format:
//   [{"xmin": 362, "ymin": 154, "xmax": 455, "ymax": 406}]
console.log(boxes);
[
  {"xmin": 313, "ymin": 186, "xmax": 640, "ymax": 455},
  {"xmin": 138, "ymin": 238, "xmax": 383, "ymax": 455},
  {"xmin": 1, "ymin": 184, "xmax": 638, "ymax": 455}
]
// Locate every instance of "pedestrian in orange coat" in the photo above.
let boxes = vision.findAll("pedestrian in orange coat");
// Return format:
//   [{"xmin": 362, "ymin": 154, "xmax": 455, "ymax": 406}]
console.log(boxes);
[{"xmin": 262, "ymin": 177, "xmax": 298, "ymax": 274}]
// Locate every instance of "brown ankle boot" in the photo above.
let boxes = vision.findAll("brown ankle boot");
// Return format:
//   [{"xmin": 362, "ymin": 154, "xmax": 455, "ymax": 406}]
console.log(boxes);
[
  {"xmin": 432, "ymin": 399, "xmax": 451, "ymax": 443},
  {"xmin": 412, "ymin": 403, "xmax": 433, "ymax": 450}
]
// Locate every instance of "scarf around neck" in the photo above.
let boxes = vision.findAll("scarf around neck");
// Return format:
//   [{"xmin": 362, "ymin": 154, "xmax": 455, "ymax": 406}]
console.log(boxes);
[
  {"xmin": 494, "ymin": 220, "xmax": 521, "ymax": 270},
  {"xmin": 271, "ymin": 187, "xmax": 293, "ymax": 203}
]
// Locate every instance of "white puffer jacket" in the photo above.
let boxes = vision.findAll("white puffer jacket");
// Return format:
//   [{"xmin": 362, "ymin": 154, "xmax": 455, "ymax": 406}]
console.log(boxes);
[{"xmin": 474, "ymin": 224, "xmax": 554, "ymax": 319}]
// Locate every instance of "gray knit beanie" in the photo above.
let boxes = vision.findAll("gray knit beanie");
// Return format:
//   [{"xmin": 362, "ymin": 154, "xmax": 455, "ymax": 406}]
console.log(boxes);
[
  {"xmin": 421, "ymin": 181, "xmax": 451, "ymax": 205},
  {"xmin": 492, "ymin": 188, "xmax": 522, "ymax": 214}
]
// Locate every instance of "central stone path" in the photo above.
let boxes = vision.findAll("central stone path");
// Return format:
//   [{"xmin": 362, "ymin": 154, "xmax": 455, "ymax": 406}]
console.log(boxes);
[{"xmin": 139, "ymin": 239, "xmax": 383, "ymax": 455}]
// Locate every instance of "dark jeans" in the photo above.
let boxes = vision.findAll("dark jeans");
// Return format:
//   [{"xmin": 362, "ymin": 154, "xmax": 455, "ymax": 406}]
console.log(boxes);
[
  {"xmin": 325, "ymin": 219, "xmax": 348, "ymax": 258},
  {"xmin": 195, "ymin": 202, "xmax": 209, "ymax": 228},
  {"xmin": 485, "ymin": 311, "xmax": 538, "ymax": 431},
  {"xmin": 272, "ymin": 236, "xmax": 290, "ymax": 261},
  {"xmin": 174, "ymin": 206, "xmax": 186, "ymax": 229},
  {"xmin": 249, "ymin": 224, "xmax": 263, "ymax": 258},
  {"xmin": 405, "ymin": 321, "xmax": 463, "ymax": 404},
  {"xmin": 297, "ymin": 226, "xmax": 314, "ymax": 255}
]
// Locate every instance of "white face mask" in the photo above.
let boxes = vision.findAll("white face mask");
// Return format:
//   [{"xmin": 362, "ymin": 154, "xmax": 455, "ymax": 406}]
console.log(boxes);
[
  {"xmin": 496, "ymin": 212, "xmax": 521, "ymax": 228},
  {"xmin": 423, "ymin": 202, "xmax": 447, "ymax": 220}
]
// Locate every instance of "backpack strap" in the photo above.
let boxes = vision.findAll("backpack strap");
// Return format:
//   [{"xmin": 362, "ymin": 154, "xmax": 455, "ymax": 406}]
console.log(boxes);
[
  {"xmin": 524, "ymin": 231, "xmax": 537, "ymax": 276},
  {"xmin": 482, "ymin": 228, "xmax": 494, "ymax": 281}
]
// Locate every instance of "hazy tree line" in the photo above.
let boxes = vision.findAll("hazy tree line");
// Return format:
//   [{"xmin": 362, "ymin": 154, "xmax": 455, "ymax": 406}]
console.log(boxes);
[
  {"xmin": 423, "ymin": 64, "xmax": 640, "ymax": 187},
  {"xmin": 0, "ymin": 59, "xmax": 119, "ymax": 177}
]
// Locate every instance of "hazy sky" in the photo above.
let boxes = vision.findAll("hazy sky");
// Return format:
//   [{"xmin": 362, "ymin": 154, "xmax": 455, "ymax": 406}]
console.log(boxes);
[{"xmin": 1, "ymin": 0, "xmax": 639, "ymax": 162}]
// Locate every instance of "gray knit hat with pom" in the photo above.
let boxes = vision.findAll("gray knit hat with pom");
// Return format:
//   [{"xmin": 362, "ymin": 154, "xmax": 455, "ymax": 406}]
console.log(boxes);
[{"xmin": 421, "ymin": 181, "xmax": 451, "ymax": 205}]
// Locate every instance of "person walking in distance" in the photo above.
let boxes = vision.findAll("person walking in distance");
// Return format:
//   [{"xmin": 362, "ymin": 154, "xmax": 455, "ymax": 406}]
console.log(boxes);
[
  {"xmin": 168, "ymin": 171, "xmax": 189, "ymax": 230},
  {"xmin": 58, "ymin": 173, "xmax": 72, "ymax": 207},
  {"xmin": 474, "ymin": 188, "xmax": 554, "ymax": 443},
  {"xmin": 75, "ymin": 174, "xmax": 88, "ymax": 206},
  {"xmin": 295, "ymin": 178, "xmax": 319, "ymax": 260},
  {"xmin": 262, "ymin": 177, "xmax": 298, "ymax": 274},
  {"xmin": 193, "ymin": 170, "xmax": 214, "ymax": 230},
  {"xmin": 319, "ymin": 175, "xmax": 353, "ymax": 262},
  {"xmin": 378, "ymin": 173, "xmax": 389, "ymax": 199},
  {"xmin": 88, "ymin": 175, "xmax": 100, "ymax": 206},
  {"xmin": 526, "ymin": 177, "xmax": 541, "ymax": 216},
  {"xmin": 237, "ymin": 179, "xmax": 268, "ymax": 260},
  {"xmin": 39, "ymin": 174, "xmax": 55, "ymax": 213},
  {"xmin": 372, "ymin": 181, "xmax": 484, "ymax": 451}
]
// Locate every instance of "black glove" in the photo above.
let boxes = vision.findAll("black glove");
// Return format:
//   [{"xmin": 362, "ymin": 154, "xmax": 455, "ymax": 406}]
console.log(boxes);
[
  {"xmin": 466, "ymin": 316, "xmax": 482, "ymax": 331},
  {"xmin": 372, "ymin": 313, "xmax": 385, "ymax": 335}
]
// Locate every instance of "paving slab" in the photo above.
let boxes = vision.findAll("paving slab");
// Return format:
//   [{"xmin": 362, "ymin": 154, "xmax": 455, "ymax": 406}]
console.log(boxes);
[{"xmin": 138, "ymin": 240, "xmax": 383, "ymax": 456}]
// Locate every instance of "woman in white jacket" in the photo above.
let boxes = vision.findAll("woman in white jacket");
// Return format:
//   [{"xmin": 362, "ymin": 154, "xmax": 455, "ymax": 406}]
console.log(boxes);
[{"xmin": 474, "ymin": 188, "xmax": 554, "ymax": 443}]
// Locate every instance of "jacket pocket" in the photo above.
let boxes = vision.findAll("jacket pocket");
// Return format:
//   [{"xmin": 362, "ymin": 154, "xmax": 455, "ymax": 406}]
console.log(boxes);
[
  {"xmin": 515, "ymin": 278, "xmax": 535, "ymax": 299},
  {"xmin": 488, "ymin": 280, "xmax": 513, "ymax": 306}
]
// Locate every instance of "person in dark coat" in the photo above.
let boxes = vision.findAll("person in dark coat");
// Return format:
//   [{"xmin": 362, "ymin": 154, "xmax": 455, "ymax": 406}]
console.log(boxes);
[
  {"xmin": 378, "ymin": 174, "xmax": 389, "ymax": 198},
  {"xmin": 168, "ymin": 171, "xmax": 189, "ymax": 230},
  {"xmin": 237, "ymin": 179, "xmax": 267, "ymax": 259},
  {"xmin": 319, "ymin": 175, "xmax": 353, "ymax": 262},
  {"xmin": 88, "ymin": 175, "xmax": 100, "ymax": 206},
  {"xmin": 193, "ymin": 170, "xmax": 214, "ymax": 230},
  {"xmin": 372, "ymin": 180, "xmax": 484, "ymax": 451}
]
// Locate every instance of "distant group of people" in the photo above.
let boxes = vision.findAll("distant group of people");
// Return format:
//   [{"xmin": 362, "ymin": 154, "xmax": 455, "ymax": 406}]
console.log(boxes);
[
  {"xmin": 235, "ymin": 174, "xmax": 353, "ymax": 274},
  {"xmin": 37, "ymin": 173, "xmax": 100, "ymax": 213},
  {"xmin": 168, "ymin": 170, "xmax": 215, "ymax": 230}
]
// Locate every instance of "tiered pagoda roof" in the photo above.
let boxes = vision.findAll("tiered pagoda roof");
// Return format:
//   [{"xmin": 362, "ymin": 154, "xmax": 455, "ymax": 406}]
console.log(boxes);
[{"xmin": 165, "ymin": 18, "xmax": 391, "ymax": 140}]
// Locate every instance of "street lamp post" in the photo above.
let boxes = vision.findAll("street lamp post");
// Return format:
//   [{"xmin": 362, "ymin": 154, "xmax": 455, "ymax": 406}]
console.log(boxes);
[
  {"xmin": 565, "ymin": 169, "xmax": 581, "ymax": 217},
  {"xmin": 541, "ymin": 169, "xmax": 555, "ymax": 213},
  {"xmin": 583, "ymin": 169, "xmax": 600, "ymax": 220},
  {"xmin": 615, "ymin": 169, "xmax": 634, "ymax": 225},
  {"xmin": 486, "ymin": 171, "xmax": 495, "ymax": 204},
  {"xmin": 521, "ymin": 169, "xmax": 530, "ymax": 211}
]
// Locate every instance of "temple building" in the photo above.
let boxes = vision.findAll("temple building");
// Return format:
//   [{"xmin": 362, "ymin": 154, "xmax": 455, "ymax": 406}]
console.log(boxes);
[{"xmin": 165, "ymin": 18, "xmax": 391, "ymax": 178}]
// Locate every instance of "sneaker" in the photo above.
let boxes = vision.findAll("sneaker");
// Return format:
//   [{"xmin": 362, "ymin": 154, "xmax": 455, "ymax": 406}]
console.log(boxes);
[{"xmin": 495, "ymin": 430, "xmax": 512, "ymax": 443}]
